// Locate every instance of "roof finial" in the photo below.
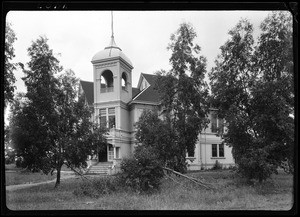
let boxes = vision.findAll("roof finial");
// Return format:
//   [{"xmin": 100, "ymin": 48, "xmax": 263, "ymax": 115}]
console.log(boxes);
[
  {"xmin": 111, "ymin": 11, "xmax": 114, "ymax": 38},
  {"xmin": 105, "ymin": 11, "xmax": 121, "ymax": 51}
]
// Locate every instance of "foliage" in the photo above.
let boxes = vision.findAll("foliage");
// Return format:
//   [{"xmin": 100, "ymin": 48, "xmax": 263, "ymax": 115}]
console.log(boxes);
[
  {"xmin": 6, "ymin": 170, "xmax": 293, "ymax": 210},
  {"xmin": 4, "ymin": 125, "xmax": 15, "ymax": 164},
  {"xmin": 134, "ymin": 109, "xmax": 183, "ymax": 171},
  {"xmin": 236, "ymin": 148, "xmax": 278, "ymax": 183},
  {"xmin": 155, "ymin": 22, "xmax": 209, "ymax": 173},
  {"xmin": 4, "ymin": 22, "xmax": 17, "ymax": 106},
  {"xmin": 9, "ymin": 36, "xmax": 107, "ymax": 187},
  {"xmin": 73, "ymin": 176, "xmax": 120, "ymax": 198},
  {"xmin": 120, "ymin": 145, "xmax": 164, "ymax": 193},
  {"xmin": 209, "ymin": 12, "xmax": 294, "ymax": 182}
]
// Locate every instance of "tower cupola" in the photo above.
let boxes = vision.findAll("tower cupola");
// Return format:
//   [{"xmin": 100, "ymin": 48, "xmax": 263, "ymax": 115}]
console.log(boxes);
[{"xmin": 91, "ymin": 12, "xmax": 133, "ymax": 105}]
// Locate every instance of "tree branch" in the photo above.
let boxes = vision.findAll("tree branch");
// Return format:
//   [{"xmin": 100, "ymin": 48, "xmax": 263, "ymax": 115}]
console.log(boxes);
[{"xmin": 162, "ymin": 167, "xmax": 216, "ymax": 190}]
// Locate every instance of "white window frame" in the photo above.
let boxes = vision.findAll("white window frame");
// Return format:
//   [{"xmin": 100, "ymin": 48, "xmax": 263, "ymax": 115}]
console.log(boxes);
[
  {"xmin": 211, "ymin": 144, "xmax": 225, "ymax": 158},
  {"xmin": 99, "ymin": 107, "xmax": 116, "ymax": 129}
]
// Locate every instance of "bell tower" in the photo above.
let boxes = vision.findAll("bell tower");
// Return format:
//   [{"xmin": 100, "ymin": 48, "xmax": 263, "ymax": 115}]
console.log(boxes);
[
  {"xmin": 91, "ymin": 11, "xmax": 133, "ymax": 130},
  {"xmin": 91, "ymin": 12, "xmax": 133, "ymax": 105}
]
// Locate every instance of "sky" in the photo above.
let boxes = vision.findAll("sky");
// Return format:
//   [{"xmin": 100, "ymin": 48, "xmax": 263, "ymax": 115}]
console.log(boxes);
[{"xmin": 5, "ymin": 10, "xmax": 276, "ymax": 122}]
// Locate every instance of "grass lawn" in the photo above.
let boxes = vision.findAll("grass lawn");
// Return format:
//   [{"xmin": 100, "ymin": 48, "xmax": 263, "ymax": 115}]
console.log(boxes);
[
  {"xmin": 5, "ymin": 169, "xmax": 294, "ymax": 210},
  {"xmin": 5, "ymin": 164, "xmax": 73, "ymax": 186}
]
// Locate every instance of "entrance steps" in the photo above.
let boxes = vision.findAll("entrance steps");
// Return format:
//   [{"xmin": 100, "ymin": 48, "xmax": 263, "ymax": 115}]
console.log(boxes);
[{"xmin": 86, "ymin": 162, "xmax": 113, "ymax": 175}]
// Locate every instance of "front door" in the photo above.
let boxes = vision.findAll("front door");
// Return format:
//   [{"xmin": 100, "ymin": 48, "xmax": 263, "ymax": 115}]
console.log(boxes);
[{"xmin": 98, "ymin": 146, "xmax": 108, "ymax": 162}]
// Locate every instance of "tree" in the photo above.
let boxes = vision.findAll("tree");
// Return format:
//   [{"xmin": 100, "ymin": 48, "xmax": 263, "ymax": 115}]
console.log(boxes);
[
  {"xmin": 252, "ymin": 11, "xmax": 294, "ymax": 174},
  {"xmin": 4, "ymin": 125, "xmax": 15, "ymax": 164},
  {"xmin": 9, "ymin": 36, "xmax": 107, "ymax": 187},
  {"xmin": 209, "ymin": 12, "xmax": 294, "ymax": 182},
  {"xmin": 155, "ymin": 23, "xmax": 209, "ymax": 173},
  {"xmin": 134, "ymin": 109, "xmax": 178, "ymax": 169},
  {"xmin": 4, "ymin": 22, "xmax": 17, "ymax": 107}
]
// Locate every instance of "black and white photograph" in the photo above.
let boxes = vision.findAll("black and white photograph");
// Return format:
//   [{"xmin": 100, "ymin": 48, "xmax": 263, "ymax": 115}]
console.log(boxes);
[{"xmin": 3, "ymin": 2, "xmax": 296, "ymax": 213}]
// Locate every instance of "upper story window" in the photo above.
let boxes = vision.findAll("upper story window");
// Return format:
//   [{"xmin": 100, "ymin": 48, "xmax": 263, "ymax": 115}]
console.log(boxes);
[
  {"xmin": 100, "ymin": 70, "xmax": 114, "ymax": 93},
  {"xmin": 211, "ymin": 111, "xmax": 224, "ymax": 134},
  {"xmin": 99, "ymin": 107, "xmax": 116, "ymax": 129}
]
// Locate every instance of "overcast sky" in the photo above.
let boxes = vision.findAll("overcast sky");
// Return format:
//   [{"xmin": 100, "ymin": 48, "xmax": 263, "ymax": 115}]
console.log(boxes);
[
  {"xmin": 6, "ymin": 10, "xmax": 275, "ymax": 91},
  {"xmin": 5, "ymin": 10, "xmax": 279, "ymax": 122}
]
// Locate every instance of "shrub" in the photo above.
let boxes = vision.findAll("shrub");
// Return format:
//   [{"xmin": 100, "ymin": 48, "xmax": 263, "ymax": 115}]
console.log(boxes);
[
  {"xmin": 211, "ymin": 160, "xmax": 223, "ymax": 170},
  {"xmin": 120, "ymin": 145, "xmax": 164, "ymax": 193},
  {"xmin": 236, "ymin": 149, "xmax": 278, "ymax": 183}
]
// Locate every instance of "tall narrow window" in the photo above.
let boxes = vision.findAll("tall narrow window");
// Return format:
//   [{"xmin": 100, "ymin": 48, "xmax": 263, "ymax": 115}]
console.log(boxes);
[
  {"xmin": 212, "ymin": 144, "xmax": 218, "ymax": 157},
  {"xmin": 99, "ymin": 109, "xmax": 107, "ymax": 128},
  {"xmin": 108, "ymin": 145, "xmax": 114, "ymax": 161},
  {"xmin": 219, "ymin": 144, "xmax": 224, "ymax": 157},
  {"xmin": 211, "ymin": 112, "xmax": 218, "ymax": 133},
  {"xmin": 218, "ymin": 118, "xmax": 224, "ymax": 134},
  {"xmin": 108, "ymin": 107, "xmax": 115, "ymax": 129}
]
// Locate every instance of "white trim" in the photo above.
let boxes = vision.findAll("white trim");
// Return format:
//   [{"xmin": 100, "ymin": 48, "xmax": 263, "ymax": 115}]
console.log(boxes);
[
  {"xmin": 129, "ymin": 100, "xmax": 160, "ymax": 106},
  {"xmin": 137, "ymin": 73, "xmax": 145, "ymax": 90},
  {"xmin": 131, "ymin": 84, "xmax": 150, "ymax": 101}
]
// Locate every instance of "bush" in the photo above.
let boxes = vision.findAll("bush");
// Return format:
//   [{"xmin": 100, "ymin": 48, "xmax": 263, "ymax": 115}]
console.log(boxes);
[
  {"xmin": 120, "ymin": 145, "xmax": 164, "ymax": 193},
  {"xmin": 211, "ymin": 160, "xmax": 223, "ymax": 170},
  {"xmin": 236, "ymin": 149, "xmax": 278, "ymax": 183},
  {"xmin": 74, "ymin": 176, "xmax": 121, "ymax": 198}
]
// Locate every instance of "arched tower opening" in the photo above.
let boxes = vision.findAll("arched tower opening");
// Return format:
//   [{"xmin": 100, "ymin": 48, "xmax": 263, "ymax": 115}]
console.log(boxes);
[
  {"xmin": 101, "ymin": 70, "xmax": 114, "ymax": 93},
  {"xmin": 121, "ymin": 72, "xmax": 128, "ymax": 91}
]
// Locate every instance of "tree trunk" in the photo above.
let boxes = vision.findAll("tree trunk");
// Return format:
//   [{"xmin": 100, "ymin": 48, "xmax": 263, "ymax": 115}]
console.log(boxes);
[{"xmin": 55, "ymin": 165, "xmax": 62, "ymax": 188}]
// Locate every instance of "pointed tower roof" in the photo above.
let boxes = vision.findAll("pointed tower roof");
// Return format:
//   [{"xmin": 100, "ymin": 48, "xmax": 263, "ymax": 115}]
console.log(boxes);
[
  {"xmin": 105, "ymin": 35, "xmax": 122, "ymax": 51},
  {"xmin": 91, "ymin": 12, "xmax": 132, "ymax": 68}
]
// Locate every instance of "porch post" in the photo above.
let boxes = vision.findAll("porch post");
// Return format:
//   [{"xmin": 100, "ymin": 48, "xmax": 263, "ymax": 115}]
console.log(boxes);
[{"xmin": 113, "ymin": 146, "xmax": 116, "ymax": 159}]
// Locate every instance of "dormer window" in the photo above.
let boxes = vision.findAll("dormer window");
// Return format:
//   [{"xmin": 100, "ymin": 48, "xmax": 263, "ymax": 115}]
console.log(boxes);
[
  {"xmin": 140, "ymin": 77, "xmax": 149, "ymax": 91},
  {"xmin": 100, "ymin": 70, "xmax": 114, "ymax": 93}
]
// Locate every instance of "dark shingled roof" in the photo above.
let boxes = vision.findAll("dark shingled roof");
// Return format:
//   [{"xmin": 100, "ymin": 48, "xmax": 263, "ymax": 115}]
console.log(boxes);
[
  {"xmin": 132, "ymin": 87, "xmax": 140, "ymax": 98},
  {"xmin": 132, "ymin": 73, "xmax": 160, "ymax": 103},
  {"xmin": 80, "ymin": 80, "xmax": 94, "ymax": 105},
  {"xmin": 80, "ymin": 73, "xmax": 161, "ymax": 106}
]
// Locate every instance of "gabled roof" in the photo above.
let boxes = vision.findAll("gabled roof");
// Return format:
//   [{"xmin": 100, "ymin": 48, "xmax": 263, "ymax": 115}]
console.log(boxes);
[
  {"xmin": 80, "ymin": 80, "xmax": 94, "ymax": 105},
  {"xmin": 132, "ymin": 87, "xmax": 140, "ymax": 98},
  {"xmin": 141, "ymin": 73, "xmax": 158, "ymax": 86},
  {"xmin": 131, "ymin": 73, "xmax": 160, "ymax": 104}
]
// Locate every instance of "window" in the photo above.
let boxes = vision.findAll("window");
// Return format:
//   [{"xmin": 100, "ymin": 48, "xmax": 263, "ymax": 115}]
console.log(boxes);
[
  {"xmin": 100, "ymin": 109, "xmax": 107, "ymax": 128},
  {"xmin": 212, "ymin": 144, "xmax": 225, "ymax": 158},
  {"xmin": 211, "ymin": 111, "xmax": 224, "ymax": 134},
  {"xmin": 219, "ymin": 144, "xmax": 224, "ymax": 157},
  {"xmin": 108, "ymin": 145, "xmax": 114, "ymax": 161},
  {"xmin": 212, "ymin": 144, "xmax": 218, "ymax": 157},
  {"xmin": 108, "ymin": 116, "xmax": 115, "ymax": 129},
  {"xmin": 211, "ymin": 112, "xmax": 218, "ymax": 133},
  {"xmin": 99, "ymin": 107, "xmax": 116, "ymax": 129},
  {"xmin": 218, "ymin": 118, "xmax": 224, "ymax": 134},
  {"xmin": 187, "ymin": 150, "xmax": 195, "ymax": 158}
]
